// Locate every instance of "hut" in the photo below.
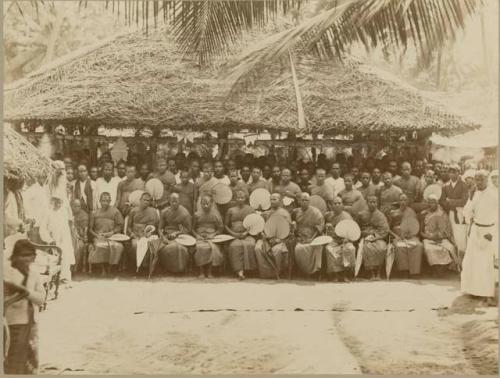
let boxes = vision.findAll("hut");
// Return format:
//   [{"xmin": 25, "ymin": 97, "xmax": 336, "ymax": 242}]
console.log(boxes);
[{"xmin": 3, "ymin": 28, "xmax": 480, "ymax": 164}]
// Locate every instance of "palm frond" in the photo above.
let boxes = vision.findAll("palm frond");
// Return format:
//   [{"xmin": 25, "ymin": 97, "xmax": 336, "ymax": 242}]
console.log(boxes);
[{"xmin": 223, "ymin": 0, "xmax": 483, "ymax": 96}]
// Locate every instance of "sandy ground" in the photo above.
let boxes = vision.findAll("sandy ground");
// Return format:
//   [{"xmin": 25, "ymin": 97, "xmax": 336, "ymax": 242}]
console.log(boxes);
[{"xmin": 37, "ymin": 275, "xmax": 498, "ymax": 375}]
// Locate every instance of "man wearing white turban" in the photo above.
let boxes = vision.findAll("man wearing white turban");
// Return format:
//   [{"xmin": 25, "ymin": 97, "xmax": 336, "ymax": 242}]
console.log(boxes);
[{"xmin": 461, "ymin": 171, "xmax": 498, "ymax": 305}]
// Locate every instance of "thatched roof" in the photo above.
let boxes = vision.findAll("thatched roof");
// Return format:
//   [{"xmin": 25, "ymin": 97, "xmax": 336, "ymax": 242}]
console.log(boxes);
[
  {"xmin": 4, "ymin": 28, "xmax": 479, "ymax": 136},
  {"xmin": 4, "ymin": 125, "xmax": 54, "ymax": 181}
]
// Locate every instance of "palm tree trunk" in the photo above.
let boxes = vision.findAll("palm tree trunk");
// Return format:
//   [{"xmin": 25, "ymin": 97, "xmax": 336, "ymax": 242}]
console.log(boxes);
[{"xmin": 288, "ymin": 50, "xmax": 306, "ymax": 131}]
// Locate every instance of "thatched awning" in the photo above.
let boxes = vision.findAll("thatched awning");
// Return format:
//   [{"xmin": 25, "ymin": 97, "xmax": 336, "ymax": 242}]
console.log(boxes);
[
  {"xmin": 4, "ymin": 125, "xmax": 54, "ymax": 181},
  {"xmin": 4, "ymin": 28, "xmax": 479, "ymax": 136}
]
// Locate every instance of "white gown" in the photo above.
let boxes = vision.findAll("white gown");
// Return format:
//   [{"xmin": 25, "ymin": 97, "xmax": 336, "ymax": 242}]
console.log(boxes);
[
  {"xmin": 39, "ymin": 207, "xmax": 75, "ymax": 281},
  {"xmin": 461, "ymin": 186, "xmax": 498, "ymax": 297}
]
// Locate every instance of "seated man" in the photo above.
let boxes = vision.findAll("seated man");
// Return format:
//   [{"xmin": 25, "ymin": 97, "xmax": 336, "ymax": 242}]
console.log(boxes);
[
  {"xmin": 389, "ymin": 194, "xmax": 424, "ymax": 278},
  {"xmin": 154, "ymin": 193, "xmax": 192, "ymax": 274},
  {"xmin": 421, "ymin": 194, "xmax": 457, "ymax": 276},
  {"xmin": 88, "ymin": 192, "xmax": 125, "ymax": 276},
  {"xmin": 293, "ymin": 192, "xmax": 325, "ymax": 278},
  {"xmin": 324, "ymin": 197, "xmax": 357, "ymax": 282},
  {"xmin": 255, "ymin": 193, "xmax": 291, "ymax": 279},
  {"xmin": 225, "ymin": 190, "xmax": 257, "ymax": 280},
  {"xmin": 127, "ymin": 192, "xmax": 160, "ymax": 273},
  {"xmin": 192, "ymin": 195, "xmax": 224, "ymax": 278},
  {"xmin": 358, "ymin": 195, "xmax": 390, "ymax": 280}
]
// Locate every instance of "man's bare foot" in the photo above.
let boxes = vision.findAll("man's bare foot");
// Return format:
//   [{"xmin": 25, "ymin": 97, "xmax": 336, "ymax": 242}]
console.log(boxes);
[
  {"xmin": 198, "ymin": 274, "xmax": 205, "ymax": 279},
  {"xmin": 238, "ymin": 271, "xmax": 245, "ymax": 280},
  {"xmin": 207, "ymin": 274, "xmax": 214, "ymax": 279}
]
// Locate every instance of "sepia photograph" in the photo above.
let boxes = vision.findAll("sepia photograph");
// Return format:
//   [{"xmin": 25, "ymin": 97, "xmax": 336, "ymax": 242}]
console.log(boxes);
[{"xmin": 2, "ymin": 0, "xmax": 498, "ymax": 375}]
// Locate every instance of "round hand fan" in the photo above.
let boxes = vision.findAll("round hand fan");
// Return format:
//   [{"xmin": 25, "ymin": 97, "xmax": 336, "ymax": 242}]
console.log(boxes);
[
  {"xmin": 249, "ymin": 188, "xmax": 271, "ymax": 210},
  {"xmin": 213, "ymin": 183, "xmax": 233, "ymax": 205},
  {"xmin": 243, "ymin": 214, "xmax": 265, "ymax": 236},
  {"xmin": 310, "ymin": 195, "xmax": 327, "ymax": 215},
  {"xmin": 129, "ymin": 190, "xmax": 145, "ymax": 207},
  {"xmin": 310, "ymin": 235, "xmax": 333, "ymax": 246},
  {"xmin": 335, "ymin": 219, "xmax": 361, "ymax": 242},
  {"xmin": 264, "ymin": 213, "xmax": 290, "ymax": 239},
  {"xmin": 145, "ymin": 178, "xmax": 164, "ymax": 200}
]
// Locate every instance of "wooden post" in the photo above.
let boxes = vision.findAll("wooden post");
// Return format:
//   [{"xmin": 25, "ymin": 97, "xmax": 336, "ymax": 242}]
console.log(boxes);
[
  {"xmin": 218, "ymin": 131, "xmax": 229, "ymax": 159},
  {"xmin": 288, "ymin": 131, "xmax": 297, "ymax": 162},
  {"xmin": 150, "ymin": 128, "xmax": 160, "ymax": 168},
  {"xmin": 88, "ymin": 125, "xmax": 99, "ymax": 166}
]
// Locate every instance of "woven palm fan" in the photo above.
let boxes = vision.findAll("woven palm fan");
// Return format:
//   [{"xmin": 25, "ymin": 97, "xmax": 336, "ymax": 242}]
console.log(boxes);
[
  {"xmin": 400, "ymin": 216, "xmax": 420, "ymax": 238},
  {"xmin": 310, "ymin": 235, "xmax": 333, "ymax": 246},
  {"xmin": 243, "ymin": 214, "xmax": 265, "ymax": 236},
  {"xmin": 282, "ymin": 196, "xmax": 294, "ymax": 206},
  {"xmin": 211, "ymin": 234, "xmax": 235, "ymax": 243},
  {"xmin": 213, "ymin": 183, "xmax": 232, "ymax": 204},
  {"xmin": 310, "ymin": 195, "xmax": 327, "ymax": 215},
  {"xmin": 145, "ymin": 178, "xmax": 164, "ymax": 201},
  {"xmin": 175, "ymin": 234, "xmax": 197, "ymax": 246},
  {"xmin": 351, "ymin": 198, "xmax": 369, "ymax": 216},
  {"xmin": 423, "ymin": 184, "xmax": 442, "ymax": 201},
  {"xmin": 264, "ymin": 213, "xmax": 290, "ymax": 239},
  {"xmin": 108, "ymin": 233, "xmax": 130, "ymax": 242},
  {"xmin": 129, "ymin": 190, "xmax": 145, "ymax": 207},
  {"xmin": 335, "ymin": 219, "xmax": 361, "ymax": 242},
  {"xmin": 249, "ymin": 188, "xmax": 271, "ymax": 210}
]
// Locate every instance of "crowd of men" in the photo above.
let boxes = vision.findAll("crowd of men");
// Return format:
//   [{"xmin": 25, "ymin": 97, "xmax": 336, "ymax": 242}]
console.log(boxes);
[{"xmin": 5, "ymin": 151, "xmax": 498, "ymax": 303}]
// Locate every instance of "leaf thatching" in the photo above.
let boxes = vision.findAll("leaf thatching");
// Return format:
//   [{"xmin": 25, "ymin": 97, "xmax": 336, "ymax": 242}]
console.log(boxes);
[
  {"xmin": 3, "ymin": 124, "xmax": 54, "ymax": 181},
  {"xmin": 3, "ymin": 28, "xmax": 480, "ymax": 137}
]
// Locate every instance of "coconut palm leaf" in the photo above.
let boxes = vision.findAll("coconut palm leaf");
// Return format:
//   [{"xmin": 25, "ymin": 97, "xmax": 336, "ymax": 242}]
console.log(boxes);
[{"xmin": 222, "ymin": 0, "xmax": 483, "ymax": 96}]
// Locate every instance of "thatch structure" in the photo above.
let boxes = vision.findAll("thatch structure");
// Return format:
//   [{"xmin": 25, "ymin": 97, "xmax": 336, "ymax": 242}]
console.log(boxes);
[
  {"xmin": 4, "ymin": 28, "xmax": 479, "ymax": 136},
  {"xmin": 4, "ymin": 125, "xmax": 54, "ymax": 181}
]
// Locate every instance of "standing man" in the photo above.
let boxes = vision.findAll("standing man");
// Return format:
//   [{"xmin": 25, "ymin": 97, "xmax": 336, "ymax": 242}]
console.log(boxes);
[
  {"xmin": 116, "ymin": 160, "xmax": 127, "ymax": 181},
  {"xmin": 325, "ymin": 163, "xmax": 345, "ymax": 197},
  {"xmin": 393, "ymin": 162, "xmax": 421, "ymax": 205},
  {"xmin": 388, "ymin": 160, "xmax": 401, "ymax": 181},
  {"xmin": 275, "ymin": 169, "xmax": 302, "ymax": 203},
  {"xmin": 440, "ymin": 164, "xmax": 469, "ymax": 258},
  {"xmin": 310, "ymin": 168, "xmax": 334, "ymax": 207},
  {"xmin": 371, "ymin": 167, "xmax": 384, "ymax": 188},
  {"xmin": 268, "ymin": 165, "xmax": 282, "ymax": 194},
  {"xmin": 23, "ymin": 173, "xmax": 49, "ymax": 243},
  {"xmin": 378, "ymin": 172, "xmax": 403, "ymax": 216},
  {"xmin": 213, "ymin": 160, "xmax": 230, "ymax": 185},
  {"xmin": 338, "ymin": 174, "xmax": 365, "ymax": 219},
  {"xmin": 95, "ymin": 162, "xmax": 121, "ymax": 208},
  {"xmin": 173, "ymin": 170, "xmax": 197, "ymax": 216},
  {"xmin": 89, "ymin": 166, "xmax": 99, "ymax": 182},
  {"xmin": 152, "ymin": 158, "xmax": 177, "ymax": 210},
  {"xmin": 248, "ymin": 166, "xmax": 269, "ymax": 193},
  {"xmin": 116, "ymin": 165, "xmax": 145, "ymax": 216},
  {"xmin": 358, "ymin": 172, "xmax": 377, "ymax": 201},
  {"xmin": 73, "ymin": 164, "xmax": 97, "ymax": 215},
  {"xmin": 461, "ymin": 171, "xmax": 498, "ymax": 306},
  {"xmin": 297, "ymin": 168, "xmax": 312, "ymax": 194}
]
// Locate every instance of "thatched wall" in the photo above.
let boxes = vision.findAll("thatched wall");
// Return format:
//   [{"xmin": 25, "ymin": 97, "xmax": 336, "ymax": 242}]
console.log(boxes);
[
  {"xmin": 4, "ymin": 28, "xmax": 479, "ymax": 136},
  {"xmin": 4, "ymin": 125, "xmax": 54, "ymax": 181}
]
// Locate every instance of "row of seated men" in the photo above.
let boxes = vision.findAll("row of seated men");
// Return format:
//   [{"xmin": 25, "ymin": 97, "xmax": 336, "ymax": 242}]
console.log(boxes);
[{"xmin": 71, "ymin": 186, "xmax": 458, "ymax": 281}]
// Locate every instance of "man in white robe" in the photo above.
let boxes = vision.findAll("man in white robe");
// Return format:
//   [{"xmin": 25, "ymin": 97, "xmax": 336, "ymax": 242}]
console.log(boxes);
[
  {"xmin": 39, "ymin": 196, "xmax": 75, "ymax": 284},
  {"xmin": 461, "ymin": 170, "xmax": 498, "ymax": 305}
]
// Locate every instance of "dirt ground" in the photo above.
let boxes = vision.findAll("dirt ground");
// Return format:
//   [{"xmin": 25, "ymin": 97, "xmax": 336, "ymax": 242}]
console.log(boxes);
[{"xmin": 37, "ymin": 275, "xmax": 498, "ymax": 375}]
